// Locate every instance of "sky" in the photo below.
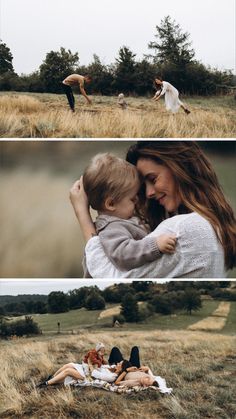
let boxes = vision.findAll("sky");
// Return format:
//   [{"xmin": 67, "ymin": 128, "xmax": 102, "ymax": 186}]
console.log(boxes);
[
  {"xmin": 0, "ymin": 0, "xmax": 235, "ymax": 75},
  {"xmin": 0, "ymin": 279, "xmax": 169, "ymax": 296},
  {"xmin": 0, "ymin": 279, "xmax": 132, "ymax": 295}
]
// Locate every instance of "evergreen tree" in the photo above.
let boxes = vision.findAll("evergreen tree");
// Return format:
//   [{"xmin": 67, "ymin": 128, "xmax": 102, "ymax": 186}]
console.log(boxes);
[
  {"xmin": 148, "ymin": 16, "xmax": 195, "ymax": 66},
  {"xmin": 0, "ymin": 40, "xmax": 14, "ymax": 74},
  {"xmin": 182, "ymin": 288, "xmax": 202, "ymax": 315},
  {"xmin": 120, "ymin": 293, "xmax": 139, "ymax": 322},
  {"xmin": 86, "ymin": 54, "xmax": 114, "ymax": 95},
  {"xmin": 114, "ymin": 46, "xmax": 137, "ymax": 93},
  {"xmin": 39, "ymin": 47, "xmax": 79, "ymax": 93}
]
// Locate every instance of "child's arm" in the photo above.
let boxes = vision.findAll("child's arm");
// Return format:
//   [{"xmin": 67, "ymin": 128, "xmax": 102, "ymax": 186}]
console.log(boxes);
[
  {"xmin": 99, "ymin": 223, "xmax": 176, "ymax": 271},
  {"xmin": 69, "ymin": 177, "xmax": 96, "ymax": 242}
]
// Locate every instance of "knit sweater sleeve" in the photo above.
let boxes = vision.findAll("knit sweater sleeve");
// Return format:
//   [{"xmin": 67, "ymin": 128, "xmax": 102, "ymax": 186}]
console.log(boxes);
[
  {"xmin": 85, "ymin": 213, "xmax": 226, "ymax": 278},
  {"xmin": 98, "ymin": 221, "xmax": 161, "ymax": 271}
]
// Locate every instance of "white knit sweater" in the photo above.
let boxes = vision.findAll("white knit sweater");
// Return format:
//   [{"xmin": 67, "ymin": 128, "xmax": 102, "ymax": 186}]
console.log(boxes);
[{"xmin": 85, "ymin": 212, "xmax": 226, "ymax": 278}]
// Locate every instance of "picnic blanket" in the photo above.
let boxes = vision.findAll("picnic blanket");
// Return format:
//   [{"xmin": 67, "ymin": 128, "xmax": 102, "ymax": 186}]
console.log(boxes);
[{"xmin": 65, "ymin": 375, "xmax": 172, "ymax": 395}]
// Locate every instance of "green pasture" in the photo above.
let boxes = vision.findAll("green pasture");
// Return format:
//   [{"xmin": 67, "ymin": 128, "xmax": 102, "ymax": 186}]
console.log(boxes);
[
  {"xmin": 28, "ymin": 300, "xmax": 236, "ymax": 336},
  {"xmin": 31, "ymin": 308, "xmax": 103, "ymax": 332}
]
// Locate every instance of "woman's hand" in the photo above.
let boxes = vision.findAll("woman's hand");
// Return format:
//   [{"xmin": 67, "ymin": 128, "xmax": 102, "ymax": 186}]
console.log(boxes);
[
  {"xmin": 70, "ymin": 177, "xmax": 89, "ymax": 213},
  {"xmin": 69, "ymin": 177, "xmax": 96, "ymax": 242}
]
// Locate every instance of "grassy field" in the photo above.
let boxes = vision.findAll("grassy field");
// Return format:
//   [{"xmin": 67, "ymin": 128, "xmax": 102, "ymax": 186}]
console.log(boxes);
[
  {"xmin": 0, "ymin": 142, "xmax": 235, "ymax": 278},
  {"xmin": 9, "ymin": 301, "xmax": 236, "ymax": 335},
  {"xmin": 0, "ymin": 92, "xmax": 235, "ymax": 137},
  {"xmin": 0, "ymin": 327, "xmax": 235, "ymax": 418}
]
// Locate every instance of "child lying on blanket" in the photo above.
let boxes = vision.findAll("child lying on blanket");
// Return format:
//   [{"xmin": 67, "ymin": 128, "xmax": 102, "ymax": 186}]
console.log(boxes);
[{"xmin": 80, "ymin": 153, "xmax": 176, "ymax": 277}]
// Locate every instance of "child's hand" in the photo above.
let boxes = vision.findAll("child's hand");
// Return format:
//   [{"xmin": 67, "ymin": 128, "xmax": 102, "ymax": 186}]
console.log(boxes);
[
  {"xmin": 156, "ymin": 234, "xmax": 176, "ymax": 254},
  {"xmin": 69, "ymin": 176, "xmax": 89, "ymax": 211}
]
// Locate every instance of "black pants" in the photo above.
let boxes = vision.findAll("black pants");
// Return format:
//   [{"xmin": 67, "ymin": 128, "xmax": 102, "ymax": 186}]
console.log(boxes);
[
  {"xmin": 62, "ymin": 84, "xmax": 75, "ymax": 111},
  {"xmin": 108, "ymin": 346, "xmax": 140, "ymax": 368}
]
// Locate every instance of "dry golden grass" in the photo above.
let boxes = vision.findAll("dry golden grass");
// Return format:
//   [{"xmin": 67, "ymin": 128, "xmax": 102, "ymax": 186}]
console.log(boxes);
[
  {"xmin": 0, "ymin": 92, "xmax": 235, "ymax": 137},
  {"xmin": 0, "ymin": 330, "xmax": 235, "ymax": 418},
  {"xmin": 188, "ymin": 301, "xmax": 231, "ymax": 331},
  {"xmin": 0, "ymin": 171, "xmax": 84, "ymax": 277},
  {"xmin": 98, "ymin": 305, "xmax": 121, "ymax": 319},
  {"xmin": 212, "ymin": 301, "xmax": 231, "ymax": 317}
]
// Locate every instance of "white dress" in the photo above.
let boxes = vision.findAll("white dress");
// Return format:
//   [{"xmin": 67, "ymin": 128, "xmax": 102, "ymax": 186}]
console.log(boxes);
[
  {"xmin": 85, "ymin": 212, "xmax": 226, "ymax": 278},
  {"xmin": 159, "ymin": 81, "xmax": 184, "ymax": 113}
]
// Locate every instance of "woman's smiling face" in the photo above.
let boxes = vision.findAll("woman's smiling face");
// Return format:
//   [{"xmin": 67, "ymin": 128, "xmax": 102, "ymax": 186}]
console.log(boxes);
[{"xmin": 137, "ymin": 158, "xmax": 181, "ymax": 213}]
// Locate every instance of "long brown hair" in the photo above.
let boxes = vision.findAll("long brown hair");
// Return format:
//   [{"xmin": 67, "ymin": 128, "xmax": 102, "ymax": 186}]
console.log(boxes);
[{"xmin": 126, "ymin": 141, "xmax": 236, "ymax": 270}]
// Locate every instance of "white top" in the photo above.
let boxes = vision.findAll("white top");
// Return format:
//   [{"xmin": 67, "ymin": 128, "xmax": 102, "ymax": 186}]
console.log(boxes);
[
  {"xmin": 85, "ymin": 212, "xmax": 226, "ymax": 278},
  {"xmin": 159, "ymin": 81, "xmax": 183, "ymax": 113}
]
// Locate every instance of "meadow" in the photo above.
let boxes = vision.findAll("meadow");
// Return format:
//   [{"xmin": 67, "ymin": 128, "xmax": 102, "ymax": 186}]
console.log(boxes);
[
  {"xmin": 0, "ymin": 142, "xmax": 235, "ymax": 278},
  {"xmin": 0, "ymin": 92, "xmax": 235, "ymax": 138},
  {"xmin": 0, "ymin": 300, "xmax": 235, "ymax": 419}
]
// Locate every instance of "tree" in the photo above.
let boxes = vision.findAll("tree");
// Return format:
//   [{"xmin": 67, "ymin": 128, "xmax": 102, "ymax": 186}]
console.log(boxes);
[
  {"xmin": 39, "ymin": 47, "xmax": 79, "ymax": 93},
  {"xmin": 182, "ymin": 288, "xmax": 202, "ymax": 315},
  {"xmin": 85, "ymin": 292, "xmax": 105, "ymax": 310},
  {"xmin": 114, "ymin": 46, "xmax": 137, "ymax": 93},
  {"xmin": 86, "ymin": 54, "xmax": 114, "ymax": 95},
  {"xmin": 134, "ymin": 59, "xmax": 157, "ymax": 96},
  {"xmin": 151, "ymin": 295, "xmax": 172, "ymax": 315},
  {"xmin": 47, "ymin": 291, "xmax": 69, "ymax": 313},
  {"xmin": 148, "ymin": 16, "xmax": 195, "ymax": 66},
  {"xmin": 0, "ymin": 41, "xmax": 14, "ymax": 74},
  {"xmin": 120, "ymin": 293, "xmax": 139, "ymax": 322}
]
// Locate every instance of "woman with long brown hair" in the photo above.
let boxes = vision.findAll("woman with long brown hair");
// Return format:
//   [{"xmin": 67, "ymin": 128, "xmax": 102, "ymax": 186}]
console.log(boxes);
[{"xmin": 70, "ymin": 141, "xmax": 236, "ymax": 278}]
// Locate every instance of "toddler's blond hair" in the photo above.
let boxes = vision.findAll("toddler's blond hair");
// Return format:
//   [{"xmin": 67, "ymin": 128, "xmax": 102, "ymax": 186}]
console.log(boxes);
[{"xmin": 83, "ymin": 153, "xmax": 140, "ymax": 211}]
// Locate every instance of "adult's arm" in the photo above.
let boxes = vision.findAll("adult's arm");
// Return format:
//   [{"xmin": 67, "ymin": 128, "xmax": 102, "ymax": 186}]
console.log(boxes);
[
  {"xmin": 80, "ymin": 85, "xmax": 92, "ymax": 104},
  {"xmin": 115, "ymin": 371, "xmax": 127, "ymax": 385},
  {"xmin": 69, "ymin": 178, "xmax": 96, "ymax": 242}
]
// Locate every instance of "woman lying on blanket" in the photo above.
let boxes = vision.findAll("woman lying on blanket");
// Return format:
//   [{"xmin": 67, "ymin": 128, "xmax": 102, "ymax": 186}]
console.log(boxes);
[
  {"xmin": 37, "ymin": 342, "xmax": 111, "ymax": 387},
  {"xmin": 37, "ymin": 345, "xmax": 142, "ymax": 387}
]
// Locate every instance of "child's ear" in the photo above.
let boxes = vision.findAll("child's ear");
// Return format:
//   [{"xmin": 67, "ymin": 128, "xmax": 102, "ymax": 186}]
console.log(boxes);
[{"xmin": 104, "ymin": 197, "xmax": 116, "ymax": 212}]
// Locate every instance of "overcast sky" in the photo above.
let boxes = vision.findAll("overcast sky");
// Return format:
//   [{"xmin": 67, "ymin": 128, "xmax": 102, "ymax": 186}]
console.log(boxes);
[
  {"xmin": 0, "ymin": 279, "xmax": 136, "ymax": 295},
  {"xmin": 1, "ymin": 0, "xmax": 235, "ymax": 75}
]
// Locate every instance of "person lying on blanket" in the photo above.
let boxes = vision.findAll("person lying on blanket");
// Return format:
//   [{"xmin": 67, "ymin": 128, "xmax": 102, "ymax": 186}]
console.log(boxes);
[
  {"xmin": 115, "ymin": 361, "xmax": 159, "ymax": 387},
  {"xmin": 37, "ymin": 342, "xmax": 113, "ymax": 387}
]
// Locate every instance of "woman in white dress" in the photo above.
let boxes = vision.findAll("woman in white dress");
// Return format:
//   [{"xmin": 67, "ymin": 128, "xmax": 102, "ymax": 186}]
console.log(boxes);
[
  {"xmin": 153, "ymin": 77, "xmax": 190, "ymax": 114},
  {"xmin": 70, "ymin": 141, "xmax": 236, "ymax": 278}
]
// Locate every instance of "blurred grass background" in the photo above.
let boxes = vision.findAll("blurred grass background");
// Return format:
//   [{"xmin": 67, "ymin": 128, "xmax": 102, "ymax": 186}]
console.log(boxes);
[{"xmin": 0, "ymin": 141, "xmax": 235, "ymax": 278}]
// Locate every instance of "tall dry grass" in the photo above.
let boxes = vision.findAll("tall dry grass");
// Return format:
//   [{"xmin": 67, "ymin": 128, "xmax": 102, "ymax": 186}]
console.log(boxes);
[
  {"xmin": 0, "ymin": 171, "xmax": 84, "ymax": 277},
  {"xmin": 188, "ymin": 301, "xmax": 231, "ymax": 331},
  {"xmin": 0, "ymin": 330, "xmax": 235, "ymax": 418},
  {"xmin": 0, "ymin": 93, "xmax": 235, "ymax": 137}
]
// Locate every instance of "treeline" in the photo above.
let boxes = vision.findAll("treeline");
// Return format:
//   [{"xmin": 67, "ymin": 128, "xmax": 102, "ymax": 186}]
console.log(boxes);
[
  {"xmin": 0, "ymin": 16, "xmax": 234, "ymax": 96},
  {"xmin": 0, "ymin": 281, "xmax": 235, "ymax": 338},
  {"xmin": 0, "ymin": 281, "xmax": 234, "ymax": 318}
]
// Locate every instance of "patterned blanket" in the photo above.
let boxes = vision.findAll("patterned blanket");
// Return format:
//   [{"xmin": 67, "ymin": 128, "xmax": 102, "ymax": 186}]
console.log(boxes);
[{"xmin": 66, "ymin": 376, "xmax": 172, "ymax": 395}]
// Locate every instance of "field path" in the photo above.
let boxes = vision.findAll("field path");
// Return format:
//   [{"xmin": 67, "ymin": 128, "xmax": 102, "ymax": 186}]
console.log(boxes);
[
  {"xmin": 188, "ymin": 301, "xmax": 231, "ymax": 331},
  {"xmin": 98, "ymin": 305, "xmax": 121, "ymax": 319}
]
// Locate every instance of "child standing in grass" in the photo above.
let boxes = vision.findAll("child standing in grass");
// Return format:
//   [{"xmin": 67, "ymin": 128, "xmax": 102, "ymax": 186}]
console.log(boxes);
[{"xmin": 74, "ymin": 153, "xmax": 176, "ymax": 277}]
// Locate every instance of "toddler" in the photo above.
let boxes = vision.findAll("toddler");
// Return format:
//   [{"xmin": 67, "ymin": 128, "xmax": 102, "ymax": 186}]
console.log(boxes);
[
  {"xmin": 118, "ymin": 93, "xmax": 127, "ymax": 109},
  {"xmin": 82, "ymin": 153, "xmax": 176, "ymax": 276}
]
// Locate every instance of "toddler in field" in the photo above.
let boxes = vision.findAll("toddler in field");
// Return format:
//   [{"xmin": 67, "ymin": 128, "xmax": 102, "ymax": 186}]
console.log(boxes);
[
  {"xmin": 82, "ymin": 153, "xmax": 176, "ymax": 277},
  {"xmin": 118, "ymin": 93, "xmax": 127, "ymax": 109}
]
